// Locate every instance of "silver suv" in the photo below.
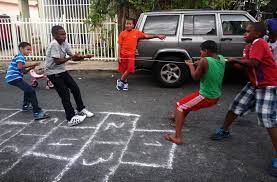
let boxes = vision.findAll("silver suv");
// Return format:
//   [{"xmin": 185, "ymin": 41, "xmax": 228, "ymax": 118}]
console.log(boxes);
[{"xmin": 135, "ymin": 10, "xmax": 256, "ymax": 87}]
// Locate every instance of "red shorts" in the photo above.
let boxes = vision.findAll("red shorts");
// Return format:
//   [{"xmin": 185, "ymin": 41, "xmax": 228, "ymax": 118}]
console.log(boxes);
[
  {"xmin": 118, "ymin": 54, "xmax": 135, "ymax": 74},
  {"xmin": 176, "ymin": 91, "xmax": 219, "ymax": 112}
]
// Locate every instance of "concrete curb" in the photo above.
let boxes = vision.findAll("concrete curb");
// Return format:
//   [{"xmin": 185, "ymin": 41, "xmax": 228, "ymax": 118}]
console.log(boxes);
[{"xmin": 0, "ymin": 60, "xmax": 118, "ymax": 72}]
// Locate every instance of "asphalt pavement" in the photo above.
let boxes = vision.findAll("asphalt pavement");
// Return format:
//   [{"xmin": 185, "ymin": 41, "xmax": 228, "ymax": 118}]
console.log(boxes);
[{"xmin": 0, "ymin": 70, "xmax": 275, "ymax": 182}]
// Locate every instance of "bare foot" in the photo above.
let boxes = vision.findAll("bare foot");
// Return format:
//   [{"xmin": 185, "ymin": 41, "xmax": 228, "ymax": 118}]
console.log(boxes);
[{"xmin": 164, "ymin": 134, "xmax": 183, "ymax": 145}]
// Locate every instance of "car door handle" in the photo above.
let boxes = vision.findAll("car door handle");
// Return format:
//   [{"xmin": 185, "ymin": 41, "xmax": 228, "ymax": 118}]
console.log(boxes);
[
  {"xmin": 221, "ymin": 38, "xmax": 232, "ymax": 41},
  {"xmin": 181, "ymin": 38, "xmax": 192, "ymax": 41}
]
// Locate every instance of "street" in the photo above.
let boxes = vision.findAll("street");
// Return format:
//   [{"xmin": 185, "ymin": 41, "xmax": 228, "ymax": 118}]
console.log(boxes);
[{"xmin": 0, "ymin": 70, "xmax": 275, "ymax": 182}]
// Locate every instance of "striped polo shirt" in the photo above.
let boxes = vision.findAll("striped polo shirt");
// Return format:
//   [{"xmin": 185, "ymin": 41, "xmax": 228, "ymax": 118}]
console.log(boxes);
[{"xmin": 5, "ymin": 52, "xmax": 26, "ymax": 83}]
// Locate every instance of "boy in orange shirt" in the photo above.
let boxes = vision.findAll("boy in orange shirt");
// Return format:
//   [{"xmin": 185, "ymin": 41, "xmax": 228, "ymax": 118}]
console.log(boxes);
[{"xmin": 116, "ymin": 19, "xmax": 166, "ymax": 91}]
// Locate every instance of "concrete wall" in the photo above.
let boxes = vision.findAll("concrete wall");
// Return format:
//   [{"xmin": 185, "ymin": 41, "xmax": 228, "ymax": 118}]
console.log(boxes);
[{"xmin": 0, "ymin": 0, "xmax": 38, "ymax": 18}]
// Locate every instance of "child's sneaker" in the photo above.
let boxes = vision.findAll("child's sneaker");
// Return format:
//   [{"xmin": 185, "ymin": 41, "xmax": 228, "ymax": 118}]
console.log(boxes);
[
  {"xmin": 116, "ymin": 79, "xmax": 124, "ymax": 90},
  {"xmin": 210, "ymin": 128, "xmax": 231, "ymax": 140},
  {"xmin": 123, "ymin": 82, "xmax": 128, "ymax": 91},
  {"xmin": 22, "ymin": 103, "xmax": 32, "ymax": 112},
  {"xmin": 268, "ymin": 158, "xmax": 277, "ymax": 177},
  {"xmin": 68, "ymin": 115, "xmax": 86, "ymax": 127},
  {"xmin": 34, "ymin": 111, "xmax": 49, "ymax": 120},
  {"xmin": 78, "ymin": 108, "xmax": 94, "ymax": 118}
]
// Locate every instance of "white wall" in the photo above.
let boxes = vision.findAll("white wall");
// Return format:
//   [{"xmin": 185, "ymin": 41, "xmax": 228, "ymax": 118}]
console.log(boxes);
[{"xmin": 0, "ymin": 0, "xmax": 39, "ymax": 18}]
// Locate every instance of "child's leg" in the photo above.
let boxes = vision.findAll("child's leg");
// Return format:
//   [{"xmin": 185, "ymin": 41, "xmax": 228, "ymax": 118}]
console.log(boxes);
[
  {"xmin": 165, "ymin": 91, "xmax": 214, "ymax": 144},
  {"xmin": 267, "ymin": 128, "xmax": 277, "ymax": 157},
  {"xmin": 9, "ymin": 79, "xmax": 41, "ymax": 113},
  {"xmin": 120, "ymin": 55, "xmax": 135, "ymax": 82},
  {"xmin": 222, "ymin": 111, "xmax": 238, "ymax": 131},
  {"xmin": 223, "ymin": 83, "xmax": 256, "ymax": 131},
  {"xmin": 47, "ymin": 73, "xmax": 75, "ymax": 121},
  {"xmin": 121, "ymin": 70, "xmax": 130, "ymax": 81},
  {"xmin": 164, "ymin": 109, "xmax": 189, "ymax": 144},
  {"xmin": 62, "ymin": 72, "xmax": 85, "ymax": 112}
]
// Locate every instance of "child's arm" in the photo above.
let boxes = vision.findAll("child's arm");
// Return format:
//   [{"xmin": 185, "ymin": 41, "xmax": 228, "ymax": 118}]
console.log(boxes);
[
  {"xmin": 143, "ymin": 34, "xmax": 166, "ymax": 40},
  {"xmin": 185, "ymin": 58, "xmax": 208, "ymax": 80},
  {"xmin": 228, "ymin": 58, "xmax": 259, "ymax": 67}
]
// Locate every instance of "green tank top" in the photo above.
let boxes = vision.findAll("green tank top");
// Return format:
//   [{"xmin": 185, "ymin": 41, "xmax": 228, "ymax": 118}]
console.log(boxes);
[{"xmin": 199, "ymin": 55, "xmax": 225, "ymax": 99}]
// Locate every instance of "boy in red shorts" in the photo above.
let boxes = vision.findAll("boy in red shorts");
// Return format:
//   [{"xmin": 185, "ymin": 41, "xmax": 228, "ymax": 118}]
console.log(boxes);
[
  {"xmin": 116, "ymin": 18, "xmax": 166, "ymax": 91},
  {"xmin": 164, "ymin": 40, "xmax": 225, "ymax": 145}
]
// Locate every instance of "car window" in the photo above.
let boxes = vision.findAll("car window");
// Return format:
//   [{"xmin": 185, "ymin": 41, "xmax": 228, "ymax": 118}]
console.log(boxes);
[
  {"xmin": 183, "ymin": 15, "xmax": 216, "ymax": 35},
  {"xmin": 220, "ymin": 14, "xmax": 251, "ymax": 35},
  {"xmin": 143, "ymin": 15, "xmax": 179, "ymax": 36}
]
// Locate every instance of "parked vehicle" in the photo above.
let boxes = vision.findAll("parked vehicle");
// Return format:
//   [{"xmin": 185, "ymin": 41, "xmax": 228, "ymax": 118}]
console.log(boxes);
[{"xmin": 135, "ymin": 10, "xmax": 257, "ymax": 87}]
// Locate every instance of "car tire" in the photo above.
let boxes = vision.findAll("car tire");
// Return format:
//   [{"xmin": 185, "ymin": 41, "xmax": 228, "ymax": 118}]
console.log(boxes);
[{"xmin": 154, "ymin": 56, "xmax": 189, "ymax": 87}]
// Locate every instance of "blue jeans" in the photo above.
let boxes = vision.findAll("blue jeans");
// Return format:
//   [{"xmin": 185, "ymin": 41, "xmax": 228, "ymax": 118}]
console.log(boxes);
[{"xmin": 8, "ymin": 79, "xmax": 41, "ymax": 113}]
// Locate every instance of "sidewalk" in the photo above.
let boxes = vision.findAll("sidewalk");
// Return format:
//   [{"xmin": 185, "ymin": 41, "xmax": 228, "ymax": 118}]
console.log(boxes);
[{"xmin": 0, "ymin": 60, "xmax": 118, "ymax": 73}]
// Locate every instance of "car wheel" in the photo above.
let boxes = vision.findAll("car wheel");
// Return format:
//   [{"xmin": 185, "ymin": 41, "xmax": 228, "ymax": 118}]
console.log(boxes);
[{"xmin": 154, "ymin": 56, "xmax": 189, "ymax": 87}]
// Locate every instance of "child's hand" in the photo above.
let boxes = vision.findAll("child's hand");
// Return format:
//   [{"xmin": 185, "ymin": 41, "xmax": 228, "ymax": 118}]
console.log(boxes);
[
  {"xmin": 157, "ymin": 35, "xmax": 166, "ymax": 40},
  {"xmin": 117, "ymin": 57, "xmax": 121, "ymax": 63},
  {"xmin": 185, "ymin": 59, "xmax": 193, "ymax": 66},
  {"xmin": 72, "ymin": 54, "xmax": 83, "ymax": 61}
]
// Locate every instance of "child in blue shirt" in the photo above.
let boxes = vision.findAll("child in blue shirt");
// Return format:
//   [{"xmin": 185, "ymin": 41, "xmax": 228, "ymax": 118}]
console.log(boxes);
[{"xmin": 5, "ymin": 42, "xmax": 49, "ymax": 120}]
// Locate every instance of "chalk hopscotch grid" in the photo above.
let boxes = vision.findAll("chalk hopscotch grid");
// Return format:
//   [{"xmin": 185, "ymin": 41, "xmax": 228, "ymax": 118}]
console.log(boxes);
[{"xmin": 0, "ymin": 108, "xmax": 177, "ymax": 182}]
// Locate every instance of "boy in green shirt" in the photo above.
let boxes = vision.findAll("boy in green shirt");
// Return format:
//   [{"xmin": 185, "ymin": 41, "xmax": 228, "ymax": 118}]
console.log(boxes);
[{"xmin": 164, "ymin": 40, "xmax": 225, "ymax": 145}]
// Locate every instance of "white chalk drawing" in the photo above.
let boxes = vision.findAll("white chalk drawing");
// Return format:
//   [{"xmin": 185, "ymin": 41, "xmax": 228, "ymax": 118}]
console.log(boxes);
[
  {"xmin": 0, "ymin": 145, "xmax": 19, "ymax": 153},
  {"xmin": 0, "ymin": 130, "xmax": 12, "ymax": 138},
  {"xmin": 82, "ymin": 152, "xmax": 114, "ymax": 166},
  {"xmin": 104, "ymin": 122, "xmax": 125, "ymax": 131},
  {"xmin": 48, "ymin": 138, "xmax": 78, "ymax": 146},
  {"xmin": 0, "ymin": 109, "xmax": 178, "ymax": 182},
  {"xmin": 39, "ymin": 117, "xmax": 59, "ymax": 124},
  {"xmin": 144, "ymin": 141, "xmax": 163, "ymax": 147}
]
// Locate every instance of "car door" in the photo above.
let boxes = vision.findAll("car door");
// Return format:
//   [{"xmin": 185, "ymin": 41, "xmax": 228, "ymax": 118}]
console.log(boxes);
[
  {"xmin": 179, "ymin": 13, "xmax": 220, "ymax": 59},
  {"xmin": 136, "ymin": 14, "xmax": 180, "ymax": 67},
  {"xmin": 219, "ymin": 13, "xmax": 254, "ymax": 58}
]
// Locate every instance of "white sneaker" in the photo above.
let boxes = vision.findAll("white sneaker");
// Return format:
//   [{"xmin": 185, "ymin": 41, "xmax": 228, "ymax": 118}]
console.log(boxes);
[
  {"xmin": 123, "ymin": 83, "xmax": 128, "ymax": 91},
  {"xmin": 68, "ymin": 115, "xmax": 86, "ymax": 127},
  {"xmin": 79, "ymin": 108, "xmax": 94, "ymax": 118}
]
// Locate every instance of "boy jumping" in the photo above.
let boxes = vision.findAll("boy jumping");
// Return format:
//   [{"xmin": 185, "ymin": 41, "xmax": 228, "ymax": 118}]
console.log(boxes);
[
  {"xmin": 116, "ymin": 18, "xmax": 166, "ymax": 91},
  {"xmin": 45, "ymin": 25, "xmax": 94, "ymax": 126},
  {"xmin": 5, "ymin": 42, "xmax": 49, "ymax": 120},
  {"xmin": 164, "ymin": 40, "xmax": 225, "ymax": 145},
  {"xmin": 211, "ymin": 22, "xmax": 277, "ymax": 177}
]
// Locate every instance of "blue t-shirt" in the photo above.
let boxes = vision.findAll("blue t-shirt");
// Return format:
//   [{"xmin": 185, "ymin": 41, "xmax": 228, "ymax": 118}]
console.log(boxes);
[
  {"xmin": 5, "ymin": 52, "xmax": 26, "ymax": 83},
  {"xmin": 267, "ymin": 18, "xmax": 277, "ymax": 32}
]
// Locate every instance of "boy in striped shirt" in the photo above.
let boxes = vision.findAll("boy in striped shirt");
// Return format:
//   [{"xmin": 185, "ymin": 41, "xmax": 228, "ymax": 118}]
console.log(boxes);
[{"xmin": 5, "ymin": 42, "xmax": 49, "ymax": 120}]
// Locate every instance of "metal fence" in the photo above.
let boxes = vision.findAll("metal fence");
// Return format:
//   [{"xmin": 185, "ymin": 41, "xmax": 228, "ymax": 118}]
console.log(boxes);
[{"xmin": 0, "ymin": 16, "xmax": 118, "ymax": 61}]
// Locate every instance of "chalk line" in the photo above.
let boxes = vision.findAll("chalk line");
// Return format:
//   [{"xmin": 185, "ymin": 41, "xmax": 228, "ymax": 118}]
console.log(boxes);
[
  {"xmin": 52, "ymin": 113, "xmax": 110, "ymax": 182},
  {"xmin": 59, "ymin": 126, "xmax": 97, "ymax": 129},
  {"xmin": 134, "ymin": 129, "xmax": 175, "ymax": 133},
  {"xmin": 103, "ymin": 116, "xmax": 140, "ymax": 182},
  {"xmin": 0, "ymin": 121, "xmax": 28, "ymax": 125},
  {"xmin": 144, "ymin": 141, "xmax": 163, "ymax": 147},
  {"xmin": 93, "ymin": 141, "xmax": 127, "ymax": 145},
  {"xmin": 167, "ymin": 144, "xmax": 177, "ymax": 169},
  {"xmin": 20, "ymin": 133, "xmax": 46, "ymax": 137},
  {"xmin": 100, "ymin": 112, "xmax": 140, "ymax": 117},
  {"xmin": 0, "ymin": 108, "xmax": 19, "ymax": 111},
  {"xmin": 48, "ymin": 138, "xmax": 79, "ymax": 146},
  {"xmin": 120, "ymin": 161, "xmax": 167, "ymax": 168},
  {"xmin": 0, "ymin": 110, "xmax": 21, "ymax": 122},
  {"xmin": 27, "ymin": 152, "xmax": 71, "ymax": 161},
  {"xmin": 0, "ymin": 120, "xmax": 65, "ymax": 176},
  {"xmin": 0, "ymin": 130, "xmax": 12, "ymax": 137},
  {"xmin": 104, "ymin": 122, "xmax": 125, "ymax": 131},
  {"xmin": 82, "ymin": 152, "xmax": 114, "ymax": 166}
]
